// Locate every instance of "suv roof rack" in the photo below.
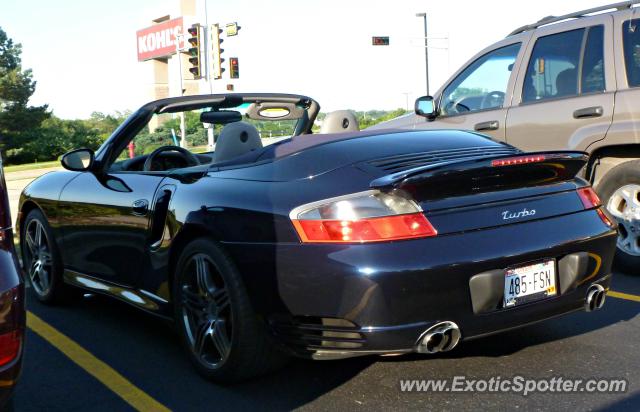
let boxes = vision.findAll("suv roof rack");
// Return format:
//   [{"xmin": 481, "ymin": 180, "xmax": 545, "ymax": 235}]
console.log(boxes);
[{"xmin": 508, "ymin": 0, "xmax": 639, "ymax": 36}]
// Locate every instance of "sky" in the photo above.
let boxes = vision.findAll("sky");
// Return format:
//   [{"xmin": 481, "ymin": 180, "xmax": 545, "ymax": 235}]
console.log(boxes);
[{"xmin": 1, "ymin": 0, "xmax": 610, "ymax": 119}]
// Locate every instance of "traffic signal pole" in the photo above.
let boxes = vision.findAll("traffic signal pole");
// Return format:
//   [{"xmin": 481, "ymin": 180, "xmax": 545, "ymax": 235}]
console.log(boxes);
[
  {"xmin": 175, "ymin": 32, "xmax": 187, "ymax": 148},
  {"xmin": 204, "ymin": 0, "xmax": 213, "ymax": 94},
  {"xmin": 172, "ymin": 19, "xmax": 240, "ymax": 150}
]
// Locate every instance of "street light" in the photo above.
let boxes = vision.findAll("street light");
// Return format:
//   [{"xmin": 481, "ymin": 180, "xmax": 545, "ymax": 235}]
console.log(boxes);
[{"xmin": 416, "ymin": 12, "xmax": 429, "ymax": 95}]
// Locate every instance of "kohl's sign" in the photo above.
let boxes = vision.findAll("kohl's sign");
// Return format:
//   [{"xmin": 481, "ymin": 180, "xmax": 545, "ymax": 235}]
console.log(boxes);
[{"xmin": 136, "ymin": 17, "xmax": 184, "ymax": 61}]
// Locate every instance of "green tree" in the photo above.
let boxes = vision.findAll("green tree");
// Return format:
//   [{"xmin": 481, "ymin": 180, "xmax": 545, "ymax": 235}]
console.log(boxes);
[
  {"xmin": 355, "ymin": 109, "xmax": 408, "ymax": 129},
  {"xmin": 0, "ymin": 27, "xmax": 49, "ymax": 162},
  {"xmin": 83, "ymin": 110, "xmax": 131, "ymax": 142},
  {"xmin": 22, "ymin": 117, "xmax": 102, "ymax": 162}
]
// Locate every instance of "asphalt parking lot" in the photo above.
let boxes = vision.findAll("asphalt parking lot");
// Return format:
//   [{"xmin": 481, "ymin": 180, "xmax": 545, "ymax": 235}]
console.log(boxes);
[
  {"xmin": 12, "ymin": 271, "xmax": 640, "ymax": 411},
  {"xmin": 7, "ymin": 168, "xmax": 640, "ymax": 411}
]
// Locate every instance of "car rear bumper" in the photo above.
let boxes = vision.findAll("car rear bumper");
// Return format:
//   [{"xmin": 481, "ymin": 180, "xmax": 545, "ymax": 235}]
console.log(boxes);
[{"xmin": 227, "ymin": 209, "xmax": 617, "ymax": 359}]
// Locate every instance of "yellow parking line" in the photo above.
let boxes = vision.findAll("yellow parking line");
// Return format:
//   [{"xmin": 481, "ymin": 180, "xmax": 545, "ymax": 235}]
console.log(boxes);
[
  {"xmin": 26, "ymin": 311, "xmax": 171, "ymax": 412},
  {"xmin": 607, "ymin": 290, "xmax": 640, "ymax": 303}
]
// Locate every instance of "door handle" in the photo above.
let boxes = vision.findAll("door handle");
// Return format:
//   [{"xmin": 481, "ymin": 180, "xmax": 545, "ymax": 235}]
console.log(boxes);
[
  {"xmin": 474, "ymin": 120, "xmax": 499, "ymax": 132},
  {"xmin": 132, "ymin": 199, "xmax": 149, "ymax": 216},
  {"xmin": 573, "ymin": 106, "xmax": 603, "ymax": 119}
]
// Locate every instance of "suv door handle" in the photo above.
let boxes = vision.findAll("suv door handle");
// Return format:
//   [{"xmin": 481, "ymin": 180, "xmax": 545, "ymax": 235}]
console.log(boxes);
[
  {"xmin": 132, "ymin": 199, "xmax": 149, "ymax": 216},
  {"xmin": 573, "ymin": 106, "xmax": 603, "ymax": 119},
  {"xmin": 474, "ymin": 120, "xmax": 499, "ymax": 132}
]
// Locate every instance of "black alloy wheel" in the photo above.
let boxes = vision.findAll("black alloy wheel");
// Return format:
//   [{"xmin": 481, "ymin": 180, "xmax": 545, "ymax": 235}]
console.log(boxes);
[
  {"xmin": 174, "ymin": 238, "xmax": 288, "ymax": 382},
  {"xmin": 21, "ymin": 209, "xmax": 79, "ymax": 303},
  {"xmin": 180, "ymin": 252, "xmax": 232, "ymax": 368},
  {"xmin": 23, "ymin": 218, "xmax": 53, "ymax": 297}
]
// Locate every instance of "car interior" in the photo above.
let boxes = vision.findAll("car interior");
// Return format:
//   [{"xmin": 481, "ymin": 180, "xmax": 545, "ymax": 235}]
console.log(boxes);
[{"xmin": 108, "ymin": 96, "xmax": 361, "ymax": 173}]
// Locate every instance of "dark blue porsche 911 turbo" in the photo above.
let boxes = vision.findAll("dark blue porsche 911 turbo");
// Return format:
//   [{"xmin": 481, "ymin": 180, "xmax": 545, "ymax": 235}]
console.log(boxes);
[{"xmin": 18, "ymin": 93, "xmax": 616, "ymax": 382}]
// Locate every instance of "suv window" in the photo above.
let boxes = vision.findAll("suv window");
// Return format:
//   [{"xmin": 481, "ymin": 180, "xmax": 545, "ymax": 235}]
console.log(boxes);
[
  {"xmin": 440, "ymin": 43, "xmax": 520, "ymax": 116},
  {"xmin": 523, "ymin": 26, "xmax": 605, "ymax": 102},
  {"xmin": 582, "ymin": 25, "xmax": 605, "ymax": 93},
  {"xmin": 623, "ymin": 19, "xmax": 640, "ymax": 87}
]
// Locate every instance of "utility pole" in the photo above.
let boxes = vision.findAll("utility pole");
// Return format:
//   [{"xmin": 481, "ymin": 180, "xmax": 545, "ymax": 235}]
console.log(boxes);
[
  {"xmin": 204, "ymin": 0, "xmax": 213, "ymax": 94},
  {"xmin": 402, "ymin": 92, "xmax": 410, "ymax": 111},
  {"xmin": 416, "ymin": 13, "xmax": 429, "ymax": 95},
  {"xmin": 175, "ymin": 32, "xmax": 187, "ymax": 148}
]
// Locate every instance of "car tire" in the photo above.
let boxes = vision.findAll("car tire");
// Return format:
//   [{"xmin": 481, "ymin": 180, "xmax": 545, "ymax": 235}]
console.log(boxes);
[
  {"xmin": 173, "ymin": 238, "xmax": 288, "ymax": 382},
  {"xmin": 21, "ymin": 209, "xmax": 80, "ymax": 303},
  {"xmin": 595, "ymin": 160, "xmax": 640, "ymax": 275}
]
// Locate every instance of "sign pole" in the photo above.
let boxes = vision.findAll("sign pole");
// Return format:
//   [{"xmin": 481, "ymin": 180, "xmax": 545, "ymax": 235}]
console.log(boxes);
[
  {"xmin": 176, "ymin": 32, "xmax": 187, "ymax": 148},
  {"xmin": 204, "ymin": 4, "xmax": 215, "ymax": 150}
]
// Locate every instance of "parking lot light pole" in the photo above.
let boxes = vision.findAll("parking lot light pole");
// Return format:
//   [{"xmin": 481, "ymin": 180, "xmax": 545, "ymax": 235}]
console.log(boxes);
[{"xmin": 416, "ymin": 12, "xmax": 429, "ymax": 96}]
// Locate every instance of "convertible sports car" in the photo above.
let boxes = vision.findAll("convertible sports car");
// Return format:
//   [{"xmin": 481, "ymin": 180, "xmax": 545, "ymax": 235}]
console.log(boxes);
[{"xmin": 18, "ymin": 93, "xmax": 616, "ymax": 382}]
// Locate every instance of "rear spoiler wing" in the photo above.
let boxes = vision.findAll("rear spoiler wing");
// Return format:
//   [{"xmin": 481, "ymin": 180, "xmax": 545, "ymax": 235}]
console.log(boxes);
[{"xmin": 370, "ymin": 151, "xmax": 589, "ymax": 190}]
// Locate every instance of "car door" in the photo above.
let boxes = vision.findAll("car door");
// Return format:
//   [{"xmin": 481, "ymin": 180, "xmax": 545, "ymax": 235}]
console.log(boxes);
[
  {"xmin": 599, "ymin": 10, "xmax": 640, "ymax": 153},
  {"xmin": 59, "ymin": 172, "xmax": 164, "ymax": 286},
  {"xmin": 505, "ymin": 15, "xmax": 615, "ymax": 151},
  {"xmin": 414, "ymin": 34, "xmax": 531, "ymax": 141},
  {"xmin": 57, "ymin": 170, "xmax": 166, "ymax": 287}
]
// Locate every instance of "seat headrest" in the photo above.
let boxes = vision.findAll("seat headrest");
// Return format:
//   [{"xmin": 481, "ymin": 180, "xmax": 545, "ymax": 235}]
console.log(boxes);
[
  {"xmin": 214, "ymin": 122, "xmax": 262, "ymax": 163},
  {"xmin": 555, "ymin": 68, "xmax": 577, "ymax": 97},
  {"xmin": 320, "ymin": 110, "xmax": 360, "ymax": 134}
]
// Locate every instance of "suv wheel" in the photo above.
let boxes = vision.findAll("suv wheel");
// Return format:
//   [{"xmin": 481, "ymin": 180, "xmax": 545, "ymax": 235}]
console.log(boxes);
[{"xmin": 596, "ymin": 160, "xmax": 640, "ymax": 275}]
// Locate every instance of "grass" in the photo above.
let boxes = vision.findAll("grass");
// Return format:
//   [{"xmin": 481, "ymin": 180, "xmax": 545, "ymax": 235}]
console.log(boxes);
[{"xmin": 4, "ymin": 160, "xmax": 60, "ymax": 173}]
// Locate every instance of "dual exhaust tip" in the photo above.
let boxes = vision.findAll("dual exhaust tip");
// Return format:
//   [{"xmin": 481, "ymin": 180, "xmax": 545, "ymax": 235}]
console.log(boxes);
[
  {"xmin": 585, "ymin": 284, "xmax": 606, "ymax": 312},
  {"xmin": 416, "ymin": 321, "xmax": 461, "ymax": 354},
  {"xmin": 415, "ymin": 284, "xmax": 605, "ymax": 354}
]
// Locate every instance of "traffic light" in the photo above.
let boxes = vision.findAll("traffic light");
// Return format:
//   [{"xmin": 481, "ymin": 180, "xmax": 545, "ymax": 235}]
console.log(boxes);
[
  {"xmin": 211, "ymin": 24, "xmax": 225, "ymax": 79},
  {"xmin": 187, "ymin": 24, "xmax": 203, "ymax": 79},
  {"xmin": 371, "ymin": 36, "xmax": 390, "ymax": 46},
  {"xmin": 229, "ymin": 57, "xmax": 239, "ymax": 79},
  {"xmin": 225, "ymin": 22, "xmax": 240, "ymax": 36}
]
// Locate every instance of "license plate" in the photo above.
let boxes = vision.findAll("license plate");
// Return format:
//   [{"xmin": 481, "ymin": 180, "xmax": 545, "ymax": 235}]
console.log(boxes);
[{"xmin": 503, "ymin": 259, "xmax": 557, "ymax": 308}]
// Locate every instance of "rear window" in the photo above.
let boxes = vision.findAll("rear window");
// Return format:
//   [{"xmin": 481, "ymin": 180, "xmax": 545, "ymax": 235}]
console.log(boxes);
[
  {"xmin": 523, "ymin": 25, "xmax": 605, "ymax": 102},
  {"xmin": 623, "ymin": 19, "xmax": 640, "ymax": 88}
]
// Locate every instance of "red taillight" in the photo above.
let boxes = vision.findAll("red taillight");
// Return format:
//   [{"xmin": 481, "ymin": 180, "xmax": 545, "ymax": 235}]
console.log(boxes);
[
  {"xmin": 596, "ymin": 209, "xmax": 614, "ymax": 227},
  {"xmin": 290, "ymin": 190, "xmax": 438, "ymax": 243},
  {"xmin": 577, "ymin": 187, "xmax": 614, "ymax": 227},
  {"xmin": 292, "ymin": 213, "xmax": 437, "ymax": 243},
  {"xmin": 491, "ymin": 155, "xmax": 546, "ymax": 167},
  {"xmin": 577, "ymin": 187, "xmax": 602, "ymax": 209},
  {"xmin": 0, "ymin": 229, "xmax": 12, "ymax": 250},
  {"xmin": 0, "ymin": 330, "xmax": 21, "ymax": 366},
  {"xmin": 0, "ymin": 285, "xmax": 23, "ymax": 366}
]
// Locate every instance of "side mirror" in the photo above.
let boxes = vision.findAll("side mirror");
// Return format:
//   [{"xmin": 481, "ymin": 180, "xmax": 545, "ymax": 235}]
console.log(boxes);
[
  {"xmin": 415, "ymin": 96, "xmax": 437, "ymax": 120},
  {"xmin": 61, "ymin": 148, "xmax": 94, "ymax": 172}
]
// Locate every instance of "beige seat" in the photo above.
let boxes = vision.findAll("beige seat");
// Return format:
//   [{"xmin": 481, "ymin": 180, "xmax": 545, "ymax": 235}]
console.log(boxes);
[
  {"xmin": 214, "ymin": 122, "xmax": 263, "ymax": 163},
  {"xmin": 320, "ymin": 110, "xmax": 360, "ymax": 134}
]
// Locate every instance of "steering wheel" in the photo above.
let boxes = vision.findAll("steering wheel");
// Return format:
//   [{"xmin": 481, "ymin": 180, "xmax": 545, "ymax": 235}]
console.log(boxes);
[
  {"xmin": 143, "ymin": 145, "xmax": 200, "ymax": 172},
  {"xmin": 443, "ymin": 96, "xmax": 471, "ymax": 115},
  {"xmin": 480, "ymin": 91, "xmax": 506, "ymax": 110}
]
